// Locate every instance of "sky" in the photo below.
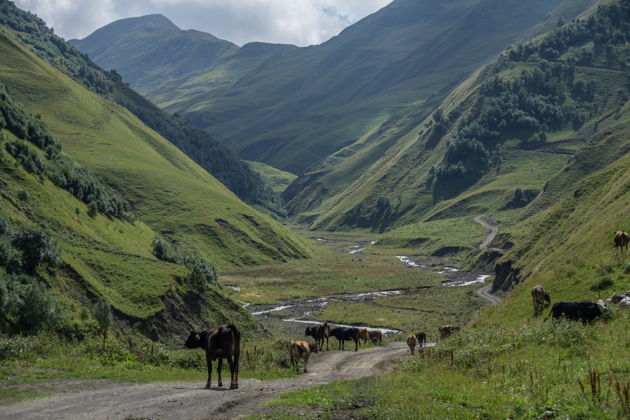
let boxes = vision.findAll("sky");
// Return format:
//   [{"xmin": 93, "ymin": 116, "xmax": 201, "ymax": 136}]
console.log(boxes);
[{"xmin": 14, "ymin": 0, "xmax": 394, "ymax": 46}]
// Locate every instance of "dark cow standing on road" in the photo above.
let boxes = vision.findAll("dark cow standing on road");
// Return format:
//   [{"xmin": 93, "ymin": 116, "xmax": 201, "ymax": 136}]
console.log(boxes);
[
  {"xmin": 184, "ymin": 325, "xmax": 240, "ymax": 389},
  {"xmin": 614, "ymin": 231, "xmax": 630, "ymax": 252},
  {"xmin": 531, "ymin": 284, "xmax": 551, "ymax": 316},
  {"xmin": 545, "ymin": 301, "xmax": 607, "ymax": 323},
  {"xmin": 330, "ymin": 327, "xmax": 359, "ymax": 351},
  {"xmin": 305, "ymin": 322, "xmax": 331, "ymax": 351},
  {"xmin": 415, "ymin": 332, "xmax": 426, "ymax": 348}
]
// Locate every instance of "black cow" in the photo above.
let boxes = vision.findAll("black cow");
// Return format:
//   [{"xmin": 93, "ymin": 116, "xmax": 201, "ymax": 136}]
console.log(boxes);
[
  {"xmin": 330, "ymin": 327, "xmax": 359, "ymax": 351},
  {"xmin": 415, "ymin": 332, "xmax": 426, "ymax": 348},
  {"xmin": 184, "ymin": 324, "xmax": 240, "ymax": 389},
  {"xmin": 305, "ymin": 322, "xmax": 331, "ymax": 351},
  {"xmin": 545, "ymin": 301, "xmax": 607, "ymax": 323}
]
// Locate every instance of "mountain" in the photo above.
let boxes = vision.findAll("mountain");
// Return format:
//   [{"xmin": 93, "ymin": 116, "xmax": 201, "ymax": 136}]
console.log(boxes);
[
  {"xmin": 287, "ymin": 0, "xmax": 629, "ymax": 241},
  {"xmin": 70, "ymin": 14, "xmax": 238, "ymax": 100},
  {"xmin": 73, "ymin": 0, "xmax": 596, "ymax": 176},
  {"xmin": 0, "ymin": 0, "xmax": 311, "ymax": 340}
]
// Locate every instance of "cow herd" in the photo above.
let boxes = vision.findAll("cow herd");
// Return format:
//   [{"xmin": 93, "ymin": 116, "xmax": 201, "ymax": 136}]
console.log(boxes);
[{"xmin": 291, "ymin": 323, "xmax": 384, "ymax": 372}]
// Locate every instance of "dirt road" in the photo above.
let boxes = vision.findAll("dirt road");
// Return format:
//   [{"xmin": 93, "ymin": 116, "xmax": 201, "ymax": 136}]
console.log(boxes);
[
  {"xmin": 475, "ymin": 283, "xmax": 502, "ymax": 305},
  {"xmin": 474, "ymin": 215, "xmax": 498, "ymax": 250},
  {"xmin": 1, "ymin": 342, "xmax": 410, "ymax": 420}
]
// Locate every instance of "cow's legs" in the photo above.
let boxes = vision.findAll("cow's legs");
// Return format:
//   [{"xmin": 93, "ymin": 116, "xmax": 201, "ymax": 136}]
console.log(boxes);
[
  {"xmin": 227, "ymin": 355, "xmax": 237, "ymax": 389},
  {"xmin": 354, "ymin": 337, "xmax": 358, "ymax": 352},
  {"xmin": 303, "ymin": 351, "xmax": 310, "ymax": 373},
  {"xmin": 216, "ymin": 358, "xmax": 224, "ymax": 387},
  {"xmin": 325, "ymin": 336, "xmax": 329, "ymax": 351},
  {"xmin": 234, "ymin": 352, "xmax": 239, "ymax": 389},
  {"xmin": 205, "ymin": 354, "xmax": 212, "ymax": 389}
]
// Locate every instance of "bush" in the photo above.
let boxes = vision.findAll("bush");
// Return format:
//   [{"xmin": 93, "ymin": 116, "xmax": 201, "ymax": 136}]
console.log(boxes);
[
  {"xmin": 94, "ymin": 299, "xmax": 113, "ymax": 338},
  {"xmin": 591, "ymin": 277, "xmax": 614, "ymax": 291}
]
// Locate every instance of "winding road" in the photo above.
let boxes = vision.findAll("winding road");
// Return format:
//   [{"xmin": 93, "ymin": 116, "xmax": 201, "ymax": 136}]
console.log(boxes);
[
  {"xmin": 1, "ymin": 342, "xmax": 410, "ymax": 420},
  {"xmin": 474, "ymin": 215, "xmax": 499, "ymax": 250},
  {"xmin": 473, "ymin": 215, "xmax": 502, "ymax": 305}
]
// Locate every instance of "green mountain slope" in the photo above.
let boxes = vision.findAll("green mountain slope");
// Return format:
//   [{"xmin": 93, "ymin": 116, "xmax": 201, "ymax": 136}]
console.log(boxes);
[
  {"xmin": 73, "ymin": 0, "xmax": 595, "ymax": 176},
  {"xmin": 0, "ymin": 1, "xmax": 286, "ymax": 216},
  {"xmin": 0, "ymin": 80, "xmax": 259, "ymax": 342},
  {"xmin": 0, "ymin": 29, "xmax": 310, "ymax": 270},
  {"xmin": 286, "ymin": 0, "xmax": 629, "ymax": 245}
]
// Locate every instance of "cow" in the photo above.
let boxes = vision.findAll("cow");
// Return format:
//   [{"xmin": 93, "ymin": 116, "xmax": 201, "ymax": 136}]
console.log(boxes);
[
  {"xmin": 439, "ymin": 325, "xmax": 461, "ymax": 340},
  {"xmin": 614, "ymin": 231, "xmax": 630, "ymax": 252},
  {"xmin": 545, "ymin": 301, "xmax": 607, "ymax": 323},
  {"xmin": 305, "ymin": 322, "xmax": 331, "ymax": 351},
  {"xmin": 358, "ymin": 329, "xmax": 369, "ymax": 345},
  {"xmin": 330, "ymin": 327, "xmax": 359, "ymax": 351},
  {"xmin": 415, "ymin": 332, "xmax": 426, "ymax": 348},
  {"xmin": 290, "ymin": 340, "xmax": 318, "ymax": 373},
  {"xmin": 184, "ymin": 324, "xmax": 240, "ymax": 389},
  {"xmin": 531, "ymin": 284, "xmax": 551, "ymax": 316},
  {"xmin": 406, "ymin": 334, "xmax": 417, "ymax": 355},
  {"xmin": 368, "ymin": 330, "xmax": 383, "ymax": 346}
]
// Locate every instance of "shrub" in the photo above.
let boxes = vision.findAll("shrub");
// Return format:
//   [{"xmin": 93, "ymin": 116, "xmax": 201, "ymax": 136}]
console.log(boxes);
[
  {"xmin": 591, "ymin": 277, "xmax": 614, "ymax": 291},
  {"xmin": 94, "ymin": 299, "xmax": 113, "ymax": 338}
]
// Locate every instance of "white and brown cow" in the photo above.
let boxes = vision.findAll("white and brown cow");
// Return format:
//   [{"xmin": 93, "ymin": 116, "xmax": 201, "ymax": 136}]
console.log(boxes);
[
  {"xmin": 290, "ymin": 340, "xmax": 317, "ymax": 373},
  {"xmin": 531, "ymin": 284, "xmax": 551, "ymax": 316}
]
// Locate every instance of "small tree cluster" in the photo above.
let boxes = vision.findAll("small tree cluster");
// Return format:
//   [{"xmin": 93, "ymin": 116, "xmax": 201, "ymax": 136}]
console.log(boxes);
[
  {"xmin": 152, "ymin": 238, "xmax": 218, "ymax": 289},
  {"xmin": 0, "ymin": 84, "xmax": 131, "ymax": 219}
]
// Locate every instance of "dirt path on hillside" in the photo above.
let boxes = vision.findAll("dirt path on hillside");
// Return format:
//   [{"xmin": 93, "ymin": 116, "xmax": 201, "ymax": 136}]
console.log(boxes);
[
  {"xmin": 475, "ymin": 283, "xmax": 502, "ymax": 305},
  {"xmin": 474, "ymin": 215, "xmax": 498, "ymax": 250},
  {"xmin": 1, "ymin": 342, "xmax": 410, "ymax": 420}
]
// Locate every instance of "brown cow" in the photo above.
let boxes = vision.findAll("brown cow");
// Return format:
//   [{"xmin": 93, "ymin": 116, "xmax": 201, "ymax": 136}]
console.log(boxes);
[
  {"xmin": 531, "ymin": 284, "xmax": 551, "ymax": 316},
  {"xmin": 368, "ymin": 330, "xmax": 383, "ymax": 345},
  {"xmin": 290, "ymin": 340, "xmax": 317, "ymax": 373},
  {"xmin": 358, "ymin": 329, "xmax": 369, "ymax": 345},
  {"xmin": 614, "ymin": 231, "xmax": 630, "ymax": 252},
  {"xmin": 184, "ymin": 325, "xmax": 240, "ymax": 389},
  {"xmin": 438, "ymin": 325, "xmax": 460, "ymax": 340},
  {"xmin": 406, "ymin": 334, "xmax": 417, "ymax": 355}
]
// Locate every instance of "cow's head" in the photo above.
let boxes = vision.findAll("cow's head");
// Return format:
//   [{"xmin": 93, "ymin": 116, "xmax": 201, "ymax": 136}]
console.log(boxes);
[
  {"xmin": 304, "ymin": 327, "xmax": 315, "ymax": 337},
  {"xmin": 596, "ymin": 300, "xmax": 608, "ymax": 314},
  {"xmin": 308, "ymin": 341, "xmax": 319, "ymax": 353},
  {"xmin": 544, "ymin": 292, "xmax": 551, "ymax": 305},
  {"xmin": 184, "ymin": 329, "xmax": 202, "ymax": 349}
]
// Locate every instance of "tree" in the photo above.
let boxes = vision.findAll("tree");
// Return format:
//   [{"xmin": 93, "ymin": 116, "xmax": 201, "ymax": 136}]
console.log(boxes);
[{"xmin": 94, "ymin": 299, "xmax": 113, "ymax": 339}]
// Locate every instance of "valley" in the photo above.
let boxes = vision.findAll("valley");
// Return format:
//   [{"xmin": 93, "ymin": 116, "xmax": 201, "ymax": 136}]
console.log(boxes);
[{"xmin": 1, "ymin": 0, "xmax": 629, "ymax": 418}]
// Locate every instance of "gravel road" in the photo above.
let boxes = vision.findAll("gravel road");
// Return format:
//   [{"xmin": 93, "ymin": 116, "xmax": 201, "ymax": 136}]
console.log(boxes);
[{"xmin": 1, "ymin": 342, "xmax": 410, "ymax": 420}]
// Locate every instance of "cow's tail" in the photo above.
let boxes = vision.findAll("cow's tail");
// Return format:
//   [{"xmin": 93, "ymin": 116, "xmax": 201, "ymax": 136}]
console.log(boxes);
[
  {"xmin": 543, "ymin": 308, "xmax": 553, "ymax": 322},
  {"xmin": 228, "ymin": 324, "xmax": 241, "ymax": 362}
]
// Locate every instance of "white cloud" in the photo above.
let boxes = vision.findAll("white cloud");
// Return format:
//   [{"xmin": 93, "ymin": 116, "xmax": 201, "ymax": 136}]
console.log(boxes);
[{"xmin": 14, "ymin": 0, "xmax": 393, "ymax": 45}]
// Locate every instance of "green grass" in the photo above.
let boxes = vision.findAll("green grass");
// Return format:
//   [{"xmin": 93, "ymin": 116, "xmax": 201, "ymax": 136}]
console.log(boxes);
[
  {"xmin": 222, "ymin": 250, "xmax": 442, "ymax": 305},
  {"xmin": 259, "ymin": 313, "xmax": 630, "ymax": 419},
  {"xmin": 246, "ymin": 161, "xmax": 297, "ymax": 194}
]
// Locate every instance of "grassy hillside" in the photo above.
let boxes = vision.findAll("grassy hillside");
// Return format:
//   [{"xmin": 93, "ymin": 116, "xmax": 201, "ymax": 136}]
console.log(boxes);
[
  {"xmin": 245, "ymin": 161, "xmax": 297, "ymax": 194},
  {"xmin": 0, "ymin": 0, "xmax": 285, "ymax": 216},
  {"xmin": 287, "ymin": 0, "xmax": 628, "ymax": 244},
  {"xmin": 73, "ymin": 0, "xmax": 595, "ymax": 176},
  {"xmin": 0, "ymin": 27, "xmax": 310, "ymax": 271}
]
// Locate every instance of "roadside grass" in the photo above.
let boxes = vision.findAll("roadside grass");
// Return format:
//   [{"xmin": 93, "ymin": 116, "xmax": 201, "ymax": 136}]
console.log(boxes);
[
  {"xmin": 257, "ymin": 311, "xmax": 630, "ymax": 419},
  {"xmin": 0, "ymin": 333, "xmax": 298, "ymax": 405},
  {"xmin": 222, "ymin": 251, "xmax": 442, "ymax": 305}
]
